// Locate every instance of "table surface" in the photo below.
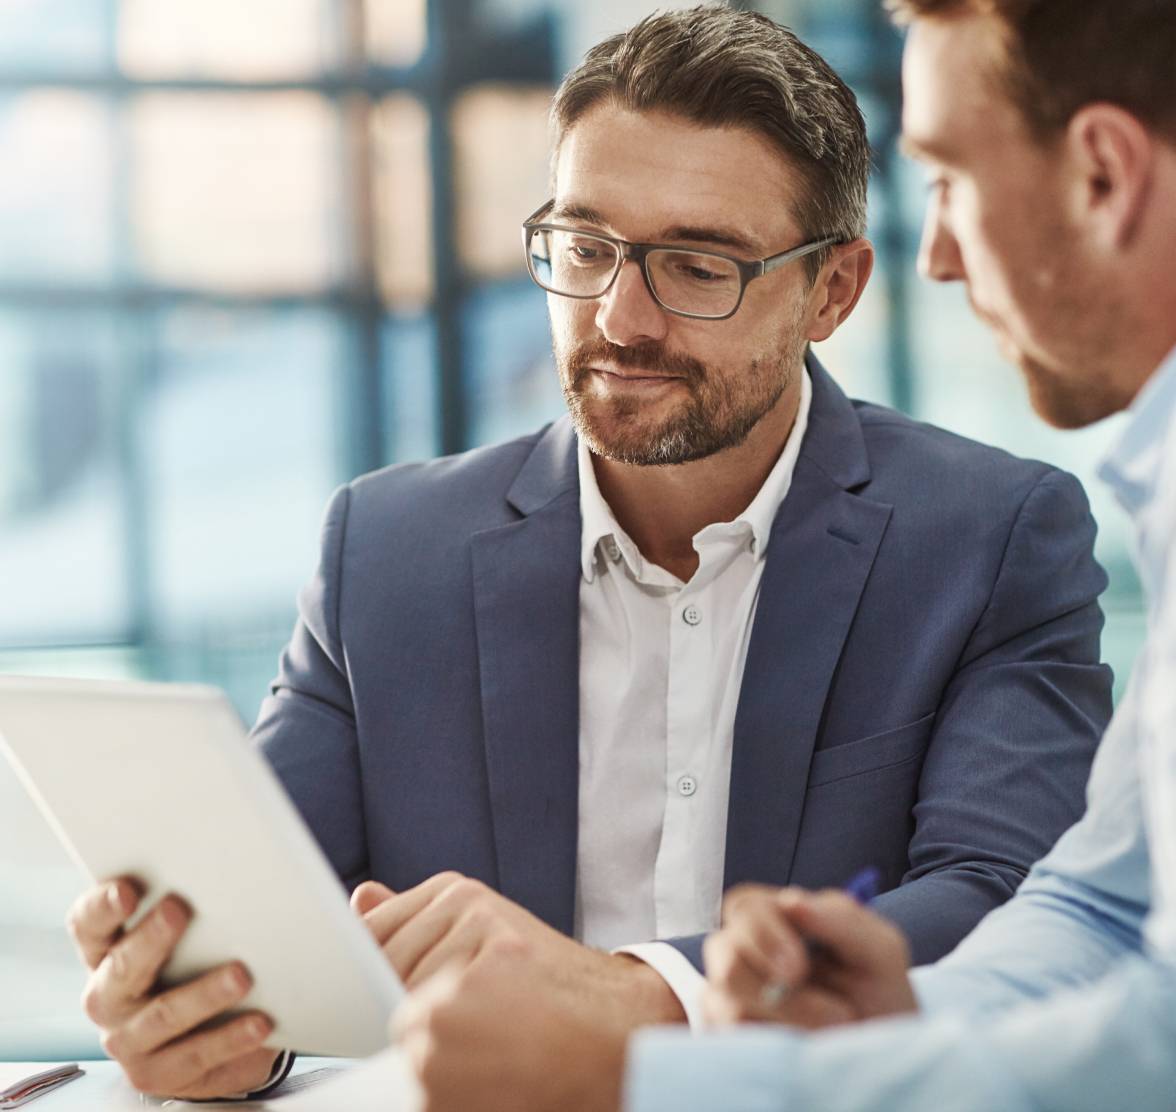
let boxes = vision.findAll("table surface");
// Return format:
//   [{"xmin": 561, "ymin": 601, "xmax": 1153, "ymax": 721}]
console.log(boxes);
[{"xmin": 2, "ymin": 1053, "xmax": 419, "ymax": 1112}]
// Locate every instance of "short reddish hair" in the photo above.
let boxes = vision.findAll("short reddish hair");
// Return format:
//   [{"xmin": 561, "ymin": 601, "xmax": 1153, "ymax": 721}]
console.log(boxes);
[{"xmin": 887, "ymin": 0, "xmax": 1176, "ymax": 143}]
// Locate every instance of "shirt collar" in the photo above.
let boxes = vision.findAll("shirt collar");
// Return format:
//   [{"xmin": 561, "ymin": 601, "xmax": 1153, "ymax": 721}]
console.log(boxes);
[
  {"xmin": 1098, "ymin": 345, "xmax": 1176, "ymax": 521},
  {"xmin": 578, "ymin": 367, "xmax": 813, "ymax": 582}
]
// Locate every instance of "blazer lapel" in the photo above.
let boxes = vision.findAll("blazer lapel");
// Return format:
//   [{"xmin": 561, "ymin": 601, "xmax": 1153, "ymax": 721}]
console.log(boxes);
[
  {"xmin": 471, "ymin": 419, "xmax": 582, "ymax": 934},
  {"xmin": 725, "ymin": 358, "xmax": 893, "ymax": 890}
]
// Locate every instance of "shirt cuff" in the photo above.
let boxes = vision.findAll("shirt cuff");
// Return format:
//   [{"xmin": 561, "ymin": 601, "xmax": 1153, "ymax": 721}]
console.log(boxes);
[{"xmin": 614, "ymin": 942, "xmax": 707, "ymax": 1031}]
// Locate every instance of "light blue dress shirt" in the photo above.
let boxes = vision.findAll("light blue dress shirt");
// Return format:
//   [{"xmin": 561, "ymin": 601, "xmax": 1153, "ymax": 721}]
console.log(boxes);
[{"xmin": 627, "ymin": 347, "xmax": 1176, "ymax": 1112}]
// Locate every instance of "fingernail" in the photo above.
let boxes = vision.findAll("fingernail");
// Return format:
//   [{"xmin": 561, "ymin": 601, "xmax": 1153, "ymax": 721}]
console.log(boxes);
[
  {"xmin": 248, "ymin": 1017, "xmax": 270, "ymax": 1040},
  {"xmin": 160, "ymin": 899, "xmax": 187, "ymax": 930},
  {"xmin": 223, "ymin": 966, "xmax": 249, "ymax": 995},
  {"xmin": 107, "ymin": 883, "xmax": 124, "ymax": 914}
]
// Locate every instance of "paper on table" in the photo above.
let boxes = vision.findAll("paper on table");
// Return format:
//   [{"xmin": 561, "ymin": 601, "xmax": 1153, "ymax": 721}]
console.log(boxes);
[
  {"xmin": 280, "ymin": 1050, "xmax": 420, "ymax": 1112},
  {"xmin": 0, "ymin": 1064, "xmax": 84, "ymax": 1109}
]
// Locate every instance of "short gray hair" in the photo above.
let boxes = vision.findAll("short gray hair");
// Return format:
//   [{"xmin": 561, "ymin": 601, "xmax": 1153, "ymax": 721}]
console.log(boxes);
[{"xmin": 551, "ymin": 5, "xmax": 871, "ymax": 278}]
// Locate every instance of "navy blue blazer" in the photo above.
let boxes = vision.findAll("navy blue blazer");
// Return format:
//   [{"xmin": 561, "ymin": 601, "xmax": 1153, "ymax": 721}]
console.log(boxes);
[{"xmin": 253, "ymin": 358, "xmax": 1112, "ymax": 968}]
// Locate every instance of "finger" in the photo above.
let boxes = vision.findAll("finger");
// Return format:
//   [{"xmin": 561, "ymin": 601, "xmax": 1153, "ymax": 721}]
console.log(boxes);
[
  {"xmin": 732, "ymin": 900, "xmax": 808, "ymax": 983},
  {"xmin": 391, "ymin": 965, "xmax": 464, "ymax": 1044},
  {"xmin": 66, "ymin": 879, "xmax": 141, "ymax": 970},
  {"xmin": 351, "ymin": 880, "xmax": 396, "ymax": 917},
  {"xmin": 774, "ymin": 986, "xmax": 856, "ymax": 1030},
  {"xmin": 703, "ymin": 939, "xmax": 783, "ymax": 1023},
  {"xmin": 174, "ymin": 1047, "xmax": 282, "ymax": 1103},
  {"xmin": 110, "ymin": 963, "xmax": 254, "ymax": 1058},
  {"xmin": 782, "ymin": 891, "xmax": 909, "ymax": 974},
  {"xmin": 92, "ymin": 897, "xmax": 191, "ymax": 1013},
  {"xmin": 720, "ymin": 884, "xmax": 785, "ymax": 923},
  {"xmin": 362, "ymin": 872, "xmax": 466, "ymax": 946},
  {"xmin": 400, "ymin": 915, "xmax": 501, "ymax": 989},
  {"xmin": 127, "ymin": 1012, "xmax": 274, "ymax": 1099},
  {"xmin": 380, "ymin": 900, "xmax": 481, "ymax": 985}
]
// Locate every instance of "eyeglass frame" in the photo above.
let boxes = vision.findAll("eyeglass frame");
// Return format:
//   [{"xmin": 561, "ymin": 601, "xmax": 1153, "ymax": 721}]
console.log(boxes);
[{"xmin": 521, "ymin": 200, "xmax": 842, "ymax": 322}]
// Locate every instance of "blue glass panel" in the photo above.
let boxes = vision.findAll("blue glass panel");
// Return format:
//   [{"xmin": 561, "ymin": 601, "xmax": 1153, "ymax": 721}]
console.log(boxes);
[
  {"xmin": 0, "ymin": 309, "xmax": 125, "ymax": 643},
  {"xmin": 464, "ymin": 279, "xmax": 564, "ymax": 448},
  {"xmin": 0, "ymin": 0, "xmax": 111, "ymax": 73},
  {"xmin": 142, "ymin": 307, "xmax": 344, "ymax": 635},
  {"xmin": 383, "ymin": 312, "xmax": 439, "ymax": 463},
  {"xmin": 0, "ymin": 92, "xmax": 115, "ymax": 282}
]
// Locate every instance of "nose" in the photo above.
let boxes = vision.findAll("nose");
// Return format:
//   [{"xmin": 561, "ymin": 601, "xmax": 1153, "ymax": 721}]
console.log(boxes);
[
  {"xmin": 594, "ymin": 258, "xmax": 670, "ymax": 346},
  {"xmin": 916, "ymin": 192, "xmax": 965, "ymax": 283}
]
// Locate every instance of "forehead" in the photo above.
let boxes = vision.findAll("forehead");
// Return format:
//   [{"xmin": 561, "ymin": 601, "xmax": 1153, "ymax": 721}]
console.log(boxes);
[
  {"xmin": 901, "ymin": 12, "xmax": 1024, "ymax": 163},
  {"xmin": 553, "ymin": 103, "xmax": 803, "ymax": 246}
]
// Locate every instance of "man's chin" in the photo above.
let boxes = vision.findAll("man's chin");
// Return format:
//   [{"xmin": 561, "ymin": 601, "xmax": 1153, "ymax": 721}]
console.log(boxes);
[{"xmin": 1021, "ymin": 359, "xmax": 1122, "ymax": 430}]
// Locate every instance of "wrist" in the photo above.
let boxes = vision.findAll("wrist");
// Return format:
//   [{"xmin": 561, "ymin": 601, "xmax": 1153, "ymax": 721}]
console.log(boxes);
[{"xmin": 613, "ymin": 954, "xmax": 688, "ymax": 1027}]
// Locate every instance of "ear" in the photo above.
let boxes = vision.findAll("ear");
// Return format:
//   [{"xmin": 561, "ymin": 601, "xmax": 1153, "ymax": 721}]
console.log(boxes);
[
  {"xmin": 1065, "ymin": 104, "xmax": 1154, "ymax": 248},
  {"xmin": 806, "ymin": 239, "xmax": 874, "ymax": 342}
]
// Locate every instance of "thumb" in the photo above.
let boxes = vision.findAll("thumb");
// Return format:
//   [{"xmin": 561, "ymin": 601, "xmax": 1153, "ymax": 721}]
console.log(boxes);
[
  {"xmin": 351, "ymin": 880, "xmax": 397, "ymax": 916},
  {"xmin": 779, "ymin": 890, "xmax": 908, "ymax": 973}
]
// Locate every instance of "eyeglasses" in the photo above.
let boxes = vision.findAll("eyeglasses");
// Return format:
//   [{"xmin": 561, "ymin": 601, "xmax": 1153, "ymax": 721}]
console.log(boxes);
[{"xmin": 521, "ymin": 200, "xmax": 840, "ymax": 321}]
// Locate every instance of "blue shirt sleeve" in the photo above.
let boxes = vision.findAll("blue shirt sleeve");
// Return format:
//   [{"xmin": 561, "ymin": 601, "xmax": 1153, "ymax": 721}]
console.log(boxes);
[{"xmin": 626, "ymin": 671, "xmax": 1163, "ymax": 1111}]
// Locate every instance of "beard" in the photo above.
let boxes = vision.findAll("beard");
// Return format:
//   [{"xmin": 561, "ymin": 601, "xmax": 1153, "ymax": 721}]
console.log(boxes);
[{"xmin": 555, "ymin": 319, "xmax": 807, "ymax": 467}]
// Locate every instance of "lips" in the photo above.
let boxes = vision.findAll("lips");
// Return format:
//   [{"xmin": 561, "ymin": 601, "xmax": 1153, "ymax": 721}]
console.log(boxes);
[{"xmin": 592, "ymin": 365, "xmax": 683, "ymax": 382}]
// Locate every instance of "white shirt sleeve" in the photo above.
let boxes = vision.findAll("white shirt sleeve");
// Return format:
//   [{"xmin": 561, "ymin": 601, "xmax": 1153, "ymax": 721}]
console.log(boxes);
[{"xmin": 614, "ymin": 942, "xmax": 708, "ymax": 1031}]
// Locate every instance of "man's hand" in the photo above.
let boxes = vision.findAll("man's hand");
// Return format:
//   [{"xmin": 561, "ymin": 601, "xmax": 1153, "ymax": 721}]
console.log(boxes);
[
  {"xmin": 351, "ymin": 872, "xmax": 685, "ymax": 1031},
  {"xmin": 702, "ymin": 884, "xmax": 918, "ymax": 1029},
  {"xmin": 395, "ymin": 938, "xmax": 626, "ymax": 1112},
  {"xmin": 66, "ymin": 878, "xmax": 280, "ymax": 1100}
]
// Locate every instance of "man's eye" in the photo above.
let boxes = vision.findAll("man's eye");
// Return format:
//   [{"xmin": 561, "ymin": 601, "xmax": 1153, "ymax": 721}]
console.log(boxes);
[
  {"xmin": 566, "ymin": 242, "xmax": 606, "ymax": 263},
  {"xmin": 675, "ymin": 262, "xmax": 724, "ymax": 282}
]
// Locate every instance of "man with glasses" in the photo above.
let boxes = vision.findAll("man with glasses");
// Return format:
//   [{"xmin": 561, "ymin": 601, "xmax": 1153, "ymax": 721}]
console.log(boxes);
[
  {"xmin": 392, "ymin": 1, "xmax": 1176, "ymax": 1110},
  {"xmin": 64, "ymin": 6, "xmax": 1112, "ymax": 1102}
]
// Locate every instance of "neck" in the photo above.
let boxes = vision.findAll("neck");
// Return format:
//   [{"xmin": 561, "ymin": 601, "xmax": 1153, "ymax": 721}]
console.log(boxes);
[{"xmin": 592, "ymin": 385, "xmax": 802, "ymax": 581}]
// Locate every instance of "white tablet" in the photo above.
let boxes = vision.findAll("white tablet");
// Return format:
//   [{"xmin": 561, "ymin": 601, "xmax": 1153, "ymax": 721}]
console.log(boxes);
[{"xmin": 0, "ymin": 676, "xmax": 402, "ymax": 1058}]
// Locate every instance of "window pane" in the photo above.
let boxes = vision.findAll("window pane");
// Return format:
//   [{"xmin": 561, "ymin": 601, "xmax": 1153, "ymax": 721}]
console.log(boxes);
[
  {"xmin": 119, "ymin": 0, "xmax": 339, "ymax": 80},
  {"xmin": 465, "ymin": 281, "xmax": 563, "ymax": 447},
  {"xmin": 371, "ymin": 94, "xmax": 432, "ymax": 307},
  {"xmin": 383, "ymin": 312, "xmax": 438, "ymax": 462},
  {"xmin": 0, "ymin": 310, "xmax": 125, "ymax": 644},
  {"xmin": 365, "ymin": 0, "xmax": 427, "ymax": 67},
  {"xmin": 0, "ymin": 92, "xmax": 114, "ymax": 282},
  {"xmin": 130, "ymin": 92, "xmax": 345, "ymax": 292},
  {"xmin": 453, "ymin": 85, "xmax": 552, "ymax": 279},
  {"xmin": 142, "ymin": 307, "xmax": 343, "ymax": 630},
  {"xmin": 0, "ymin": 0, "xmax": 111, "ymax": 73}
]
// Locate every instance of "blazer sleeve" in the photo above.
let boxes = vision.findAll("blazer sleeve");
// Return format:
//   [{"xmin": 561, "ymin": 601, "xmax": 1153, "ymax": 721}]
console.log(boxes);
[
  {"xmin": 868, "ymin": 467, "xmax": 1112, "ymax": 962},
  {"xmin": 249, "ymin": 483, "xmax": 371, "ymax": 892}
]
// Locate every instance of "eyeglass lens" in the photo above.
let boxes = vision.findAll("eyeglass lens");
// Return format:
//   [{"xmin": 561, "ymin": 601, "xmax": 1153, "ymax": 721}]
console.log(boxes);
[{"xmin": 528, "ymin": 228, "xmax": 742, "ymax": 317}]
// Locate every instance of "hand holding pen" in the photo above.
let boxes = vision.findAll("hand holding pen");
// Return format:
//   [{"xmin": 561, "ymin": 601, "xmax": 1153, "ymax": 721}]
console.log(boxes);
[{"xmin": 701, "ymin": 867, "xmax": 920, "ymax": 1030}]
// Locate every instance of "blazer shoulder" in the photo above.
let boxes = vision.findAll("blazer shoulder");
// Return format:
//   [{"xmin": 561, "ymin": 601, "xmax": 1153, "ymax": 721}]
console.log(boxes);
[
  {"xmin": 344, "ymin": 424, "xmax": 554, "ymax": 529},
  {"xmin": 852, "ymin": 399, "xmax": 1078, "ymax": 509}
]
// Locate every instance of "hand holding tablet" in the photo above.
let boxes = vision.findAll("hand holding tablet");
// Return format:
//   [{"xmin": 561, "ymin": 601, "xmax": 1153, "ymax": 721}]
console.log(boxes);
[{"xmin": 0, "ymin": 677, "xmax": 404, "ymax": 1100}]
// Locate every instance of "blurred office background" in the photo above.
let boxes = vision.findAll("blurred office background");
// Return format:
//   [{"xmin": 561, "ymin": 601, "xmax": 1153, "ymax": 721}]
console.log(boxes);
[{"xmin": 0, "ymin": 0, "xmax": 1145, "ymax": 1058}]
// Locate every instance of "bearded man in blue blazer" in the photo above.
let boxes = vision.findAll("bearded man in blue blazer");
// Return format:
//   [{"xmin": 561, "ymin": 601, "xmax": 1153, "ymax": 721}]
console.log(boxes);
[{"xmin": 65, "ymin": 8, "xmax": 1112, "ymax": 1101}]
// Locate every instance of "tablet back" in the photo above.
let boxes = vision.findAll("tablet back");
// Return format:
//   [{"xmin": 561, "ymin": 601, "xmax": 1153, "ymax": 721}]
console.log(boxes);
[{"xmin": 0, "ymin": 676, "xmax": 402, "ymax": 1057}]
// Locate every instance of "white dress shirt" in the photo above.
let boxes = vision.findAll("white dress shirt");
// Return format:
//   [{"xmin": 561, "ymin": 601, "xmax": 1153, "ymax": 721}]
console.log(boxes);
[{"xmin": 574, "ymin": 370, "xmax": 812, "ymax": 1025}]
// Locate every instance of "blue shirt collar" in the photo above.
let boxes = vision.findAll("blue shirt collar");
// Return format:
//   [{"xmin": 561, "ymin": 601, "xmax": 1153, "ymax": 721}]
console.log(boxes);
[{"xmin": 1098, "ymin": 346, "xmax": 1176, "ymax": 521}]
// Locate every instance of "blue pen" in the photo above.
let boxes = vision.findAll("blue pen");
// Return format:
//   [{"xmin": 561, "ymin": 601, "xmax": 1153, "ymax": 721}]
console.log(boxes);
[
  {"xmin": 758, "ymin": 866, "xmax": 881, "ymax": 1008},
  {"xmin": 842, "ymin": 865, "xmax": 882, "ymax": 906}
]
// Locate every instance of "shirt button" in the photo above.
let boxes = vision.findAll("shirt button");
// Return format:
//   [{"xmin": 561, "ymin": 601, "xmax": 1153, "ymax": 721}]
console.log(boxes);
[
  {"xmin": 682, "ymin": 605, "xmax": 702, "ymax": 626},
  {"xmin": 677, "ymin": 774, "xmax": 698, "ymax": 797}
]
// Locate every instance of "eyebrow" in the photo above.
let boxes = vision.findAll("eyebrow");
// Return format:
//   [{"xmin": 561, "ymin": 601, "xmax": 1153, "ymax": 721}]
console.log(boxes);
[
  {"xmin": 548, "ymin": 201, "xmax": 760, "ymax": 255},
  {"xmin": 898, "ymin": 133, "xmax": 953, "ymax": 162}
]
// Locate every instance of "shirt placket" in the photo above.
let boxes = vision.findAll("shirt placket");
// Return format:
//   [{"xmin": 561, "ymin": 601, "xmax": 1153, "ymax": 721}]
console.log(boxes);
[{"xmin": 653, "ymin": 551, "xmax": 720, "ymax": 939}]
